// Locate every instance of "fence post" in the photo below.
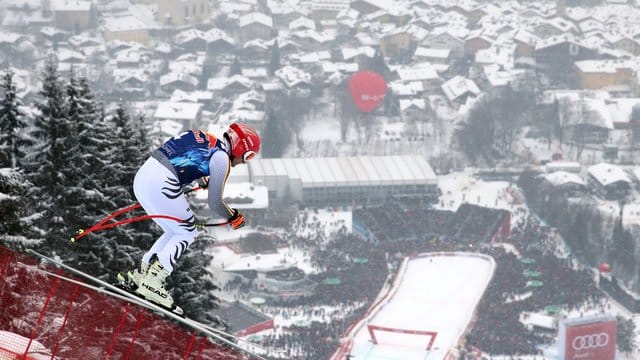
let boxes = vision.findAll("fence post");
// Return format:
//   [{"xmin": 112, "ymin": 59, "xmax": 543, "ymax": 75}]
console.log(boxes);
[
  {"xmin": 22, "ymin": 275, "xmax": 60, "ymax": 360},
  {"xmin": 195, "ymin": 337, "xmax": 207, "ymax": 360},
  {"xmin": 0, "ymin": 255, "xmax": 10, "ymax": 280},
  {"xmin": 50, "ymin": 284, "xmax": 80, "ymax": 359},
  {"xmin": 182, "ymin": 333, "xmax": 198, "ymax": 360},
  {"xmin": 105, "ymin": 303, "xmax": 131, "ymax": 359},
  {"xmin": 124, "ymin": 310, "xmax": 145, "ymax": 360}
]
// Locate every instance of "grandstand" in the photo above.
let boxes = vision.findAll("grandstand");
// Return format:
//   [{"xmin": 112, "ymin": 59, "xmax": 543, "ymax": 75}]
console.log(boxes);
[
  {"xmin": 228, "ymin": 155, "xmax": 439, "ymax": 205},
  {"xmin": 218, "ymin": 300, "xmax": 274, "ymax": 337}
]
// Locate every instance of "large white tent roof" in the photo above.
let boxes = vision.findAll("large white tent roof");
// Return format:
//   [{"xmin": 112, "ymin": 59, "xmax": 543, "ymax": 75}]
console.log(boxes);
[{"xmin": 248, "ymin": 155, "xmax": 436, "ymax": 188}]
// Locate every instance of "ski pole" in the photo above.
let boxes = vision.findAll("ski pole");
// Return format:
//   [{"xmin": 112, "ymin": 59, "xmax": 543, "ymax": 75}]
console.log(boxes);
[
  {"xmin": 70, "ymin": 186, "xmax": 210, "ymax": 242},
  {"xmin": 71, "ymin": 215, "xmax": 229, "ymax": 243}
]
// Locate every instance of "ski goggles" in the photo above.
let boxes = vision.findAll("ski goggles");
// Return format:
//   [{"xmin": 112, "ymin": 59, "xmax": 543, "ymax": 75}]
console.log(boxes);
[{"xmin": 242, "ymin": 150, "xmax": 256, "ymax": 163}]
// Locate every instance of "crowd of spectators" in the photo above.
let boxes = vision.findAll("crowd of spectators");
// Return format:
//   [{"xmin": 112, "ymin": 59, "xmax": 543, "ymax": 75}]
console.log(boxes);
[
  {"xmin": 600, "ymin": 275, "xmax": 640, "ymax": 313},
  {"xmin": 463, "ymin": 214, "xmax": 604, "ymax": 356},
  {"xmin": 224, "ymin": 200, "xmax": 609, "ymax": 359},
  {"xmin": 266, "ymin": 268, "xmax": 306, "ymax": 282}
]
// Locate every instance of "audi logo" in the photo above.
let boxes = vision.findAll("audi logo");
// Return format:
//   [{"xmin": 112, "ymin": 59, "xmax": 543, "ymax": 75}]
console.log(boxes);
[{"xmin": 572, "ymin": 333, "xmax": 609, "ymax": 350}]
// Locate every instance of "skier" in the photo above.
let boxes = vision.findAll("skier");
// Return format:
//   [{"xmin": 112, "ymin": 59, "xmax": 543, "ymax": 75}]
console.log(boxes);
[{"xmin": 117, "ymin": 123, "xmax": 261, "ymax": 312}]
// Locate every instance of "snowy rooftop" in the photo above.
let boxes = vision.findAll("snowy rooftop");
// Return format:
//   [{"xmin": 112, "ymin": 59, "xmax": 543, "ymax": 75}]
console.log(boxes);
[
  {"xmin": 574, "ymin": 59, "xmax": 634, "ymax": 74},
  {"xmin": 389, "ymin": 80, "xmax": 424, "ymax": 97},
  {"xmin": 483, "ymin": 64, "xmax": 523, "ymax": 87},
  {"xmin": 103, "ymin": 15, "xmax": 148, "ymax": 32},
  {"xmin": 587, "ymin": 162, "xmax": 631, "ymax": 186},
  {"xmin": 399, "ymin": 98, "xmax": 426, "ymax": 111},
  {"xmin": 51, "ymin": 0, "xmax": 91, "ymax": 11},
  {"xmin": 274, "ymin": 65, "xmax": 312, "ymax": 88},
  {"xmin": 544, "ymin": 171, "xmax": 586, "ymax": 187},
  {"xmin": 239, "ymin": 12, "xmax": 274, "ymax": 28},
  {"xmin": 441, "ymin": 76, "xmax": 481, "ymax": 102},
  {"xmin": 394, "ymin": 64, "xmax": 439, "ymax": 82},
  {"xmin": 606, "ymin": 98, "xmax": 640, "ymax": 125},
  {"xmin": 170, "ymin": 89, "xmax": 214, "ymax": 103},
  {"xmin": 207, "ymin": 75, "xmax": 254, "ymax": 92},
  {"xmin": 154, "ymin": 102, "xmax": 202, "ymax": 121},
  {"xmin": 414, "ymin": 47, "xmax": 451, "ymax": 59}
]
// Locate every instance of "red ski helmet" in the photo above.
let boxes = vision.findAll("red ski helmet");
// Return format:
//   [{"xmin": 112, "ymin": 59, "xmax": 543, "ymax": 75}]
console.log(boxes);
[{"xmin": 227, "ymin": 123, "xmax": 261, "ymax": 162}]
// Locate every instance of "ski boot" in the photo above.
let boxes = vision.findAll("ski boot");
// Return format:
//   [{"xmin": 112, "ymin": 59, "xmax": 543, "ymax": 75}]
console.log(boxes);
[
  {"xmin": 116, "ymin": 261, "xmax": 148, "ymax": 292},
  {"xmin": 135, "ymin": 260, "xmax": 183, "ymax": 315}
]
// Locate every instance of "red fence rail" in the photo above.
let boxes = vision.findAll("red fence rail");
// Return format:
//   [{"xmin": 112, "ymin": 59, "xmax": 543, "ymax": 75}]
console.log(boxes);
[{"xmin": 0, "ymin": 246, "xmax": 242, "ymax": 360}]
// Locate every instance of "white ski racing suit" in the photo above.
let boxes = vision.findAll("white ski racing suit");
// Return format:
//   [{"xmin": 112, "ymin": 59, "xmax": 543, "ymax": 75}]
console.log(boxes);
[{"xmin": 133, "ymin": 129, "xmax": 236, "ymax": 273}]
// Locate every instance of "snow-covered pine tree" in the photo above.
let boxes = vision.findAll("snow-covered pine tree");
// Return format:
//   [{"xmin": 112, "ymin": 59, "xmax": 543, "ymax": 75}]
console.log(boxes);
[
  {"xmin": 261, "ymin": 108, "xmax": 289, "ymax": 158},
  {"xmin": 60, "ymin": 75, "xmax": 132, "ymax": 276},
  {"xmin": 110, "ymin": 105, "xmax": 149, "ymax": 197},
  {"xmin": 63, "ymin": 74, "xmax": 104, "ymax": 227},
  {"xmin": 0, "ymin": 168, "xmax": 38, "ymax": 247},
  {"xmin": 0, "ymin": 69, "xmax": 39, "ymax": 247},
  {"xmin": 101, "ymin": 104, "xmax": 158, "ymax": 273},
  {"xmin": 27, "ymin": 55, "xmax": 76, "ymax": 246},
  {"xmin": 0, "ymin": 69, "xmax": 32, "ymax": 169},
  {"xmin": 230, "ymin": 56, "xmax": 242, "ymax": 76},
  {"xmin": 268, "ymin": 40, "xmax": 281, "ymax": 76},
  {"xmin": 170, "ymin": 238, "xmax": 226, "ymax": 329}
]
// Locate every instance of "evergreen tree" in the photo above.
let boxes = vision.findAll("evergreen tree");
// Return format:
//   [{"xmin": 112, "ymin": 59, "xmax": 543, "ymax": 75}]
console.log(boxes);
[
  {"xmin": 630, "ymin": 104, "xmax": 640, "ymax": 144},
  {"xmin": 611, "ymin": 218, "xmax": 635, "ymax": 272},
  {"xmin": 0, "ymin": 69, "xmax": 31, "ymax": 169},
  {"xmin": 229, "ymin": 56, "xmax": 242, "ymax": 76},
  {"xmin": 268, "ymin": 40, "xmax": 281, "ymax": 76},
  {"xmin": 338, "ymin": 80, "xmax": 359, "ymax": 142},
  {"xmin": 455, "ymin": 98, "xmax": 495, "ymax": 164},
  {"xmin": 64, "ymin": 76, "xmax": 133, "ymax": 275},
  {"xmin": 617, "ymin": 315, "xmax": 637, "ymax": 353},
  {"xmin": 0, "ymin": 168, "xmax": 37, "ymax": 247},
  {"xmin": 170, "ymin": 238, "xmax": 225, "ymax": 328},
  {"xmin": 28, "ymin": 55, "xmax": 75, "ymax": 246},
  {"xmin": 63, "ymin": 74, "xmax": 104, "ymax": 226},
  {"xmin": 110, "ymin": 105, "xmax": 150, "ymax": 206},
  {"xmin": 60, "ymin": 104, "xmax": 153, "ymax": 280},
  {"xmin": 96, "ymin": 105, "xmax": 157, "ymax": 273},
  {"xmin": 364, "ymin": 49, "xmax": 390, "ymax": 79},
  {"xmin": 261, "ymin": 109, "xmax": 290, "ymax": 158}
]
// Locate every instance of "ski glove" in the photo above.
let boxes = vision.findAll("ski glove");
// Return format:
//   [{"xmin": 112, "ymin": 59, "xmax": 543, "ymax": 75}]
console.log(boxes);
[
  {"xmin": 197, "ymin": 176, "xmax": 209, "ymax": 189},
  {"xmin": 229, "ymin": 209, "xmax": 245, "ymax": 230}
]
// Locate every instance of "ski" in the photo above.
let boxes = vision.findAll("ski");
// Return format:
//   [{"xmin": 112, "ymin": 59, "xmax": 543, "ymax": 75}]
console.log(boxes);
[{"xmin": 27, "ymin": 249, "xmax": 266, "ymax": 360}]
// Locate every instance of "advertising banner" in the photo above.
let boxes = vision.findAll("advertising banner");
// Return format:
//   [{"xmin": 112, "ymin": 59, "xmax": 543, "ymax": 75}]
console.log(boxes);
[{"xmin": 562, "ymin": 319, "xmax": 616, "ymax": 360}]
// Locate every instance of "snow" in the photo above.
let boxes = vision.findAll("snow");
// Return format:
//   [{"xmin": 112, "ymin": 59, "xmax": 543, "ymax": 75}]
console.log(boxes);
[
  {"xmin": 206, "ymin": 208, "xmax": 351, "ymax": 274},
  {"xmin": 209, "ymin": 245, "xmax": 313, "ymax": 273},
  {"xmin": 0, "ymin": 330, "xmax": 52, "ymax": 360},
  {"xmin": 298, "ymin": 116, "xmax": 342, "ymax": 142},
  {"xmin": 293, "ymin": 208, "xmax": 352, "ymax": 239},
  {"xmin": 544, "ymin": 171, "xmax": 586, "ymax": 186},
  {"xmin": 435, "ymin": 172, "xmax": 519, "ymax": 212},
  {"xmin": 193, "ymin": 182, "xmax": 270, "ymax": 210},
  {"xmin": 347, "ymin": 253, "xmax": 495, "ymax": 360},
  {"xmin": 587, "ymin": 162, "xmax": 631, "ymax": 186},
  {"xmin": 622, "ymin": 203, "xmax": 640, "ymax": 226}
]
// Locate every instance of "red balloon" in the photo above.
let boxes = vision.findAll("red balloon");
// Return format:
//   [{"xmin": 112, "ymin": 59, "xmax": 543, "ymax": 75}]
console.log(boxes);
[
  {"xmin": 599, "ymin": 263, "xmax": 611, "ymax": 273},
  {"xmin": 348, "ymin": 71, "xmax": 387, "ymax": 113}
]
